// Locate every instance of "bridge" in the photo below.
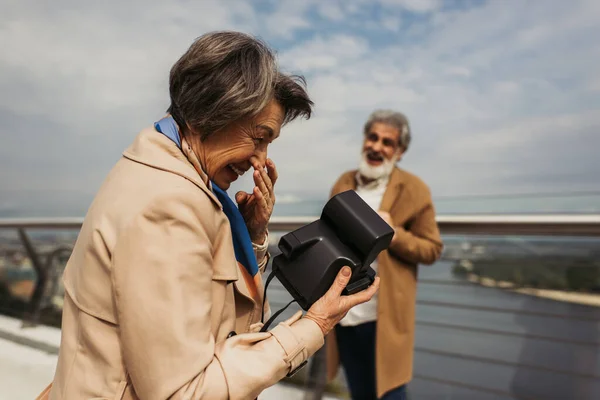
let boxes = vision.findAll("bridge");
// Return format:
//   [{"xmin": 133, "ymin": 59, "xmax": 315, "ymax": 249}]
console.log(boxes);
[{"xmin": 0, "ymin": 215, "xmax": 599, "ymax": 399}]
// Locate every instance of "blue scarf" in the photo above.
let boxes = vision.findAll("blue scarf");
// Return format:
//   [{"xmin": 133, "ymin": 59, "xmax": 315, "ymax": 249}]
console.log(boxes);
[{"xmin": 154, "ymin": 116, "xmax": 259, "ymax": 277}]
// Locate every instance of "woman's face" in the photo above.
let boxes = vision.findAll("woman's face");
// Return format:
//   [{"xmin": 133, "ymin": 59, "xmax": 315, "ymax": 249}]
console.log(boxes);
[{"xmin": 192, "ymin": 99, "xmax": 284, "ymax": 190}]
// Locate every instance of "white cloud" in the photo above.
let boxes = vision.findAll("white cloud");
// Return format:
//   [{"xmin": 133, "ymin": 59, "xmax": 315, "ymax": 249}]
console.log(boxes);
[
  {"xmin": 279, "ymin": 34, "xmax": 369, "ymax": 72},
  {"xmin": 589, "ymin": 77, "xmax": 600, "ymax": 92},
  {"xmin": 493, "ymin": 81, "xmax": 520, "ymax": 95},
  {"xmin": 379, "ymin": 0, "xmax": 442, "ymax": 13},
  {"xmin": 316, "ymin": 2, "xmax": 346, "ymax": 21},
  {"xmin": 0, "ymin": 0, "xmax": 257, "ymax": 122},
  {"xmin": 381, "ymin": 16, "xmax": 402, "ymax": 32},
  {"xmin": 444, "ymin": 66, "xmax": 471, "ymax": 78},
  {"xmin": 269, "ymin": 0, "xmax": 600, "ymax": 199},
  {"xmin": 263, "ymin": 0, "xmax": 313, "ymax": 38},
  {"xmin": 1, "ymin": 0, "xmax": 599, "ymax": 217},
  {"xmin": 445, "ymin": 110, "xmax": 600, "ymax": 158}
]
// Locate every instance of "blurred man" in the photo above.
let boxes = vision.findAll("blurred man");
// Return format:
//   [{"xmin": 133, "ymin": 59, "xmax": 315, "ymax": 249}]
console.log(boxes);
[{"xmin": 326, "ymin": 110, "xmax": 443, "ymax": 400}]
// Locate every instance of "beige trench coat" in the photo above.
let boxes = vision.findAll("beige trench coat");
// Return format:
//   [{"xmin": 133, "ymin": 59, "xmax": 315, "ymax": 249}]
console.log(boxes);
[
  {"xmin": 325, "ymin": 167, "xmax": 443, "ymax": 398},
  {"xmin": 43, "ymin": 127, "xmax": 323, "ymax": 400}
]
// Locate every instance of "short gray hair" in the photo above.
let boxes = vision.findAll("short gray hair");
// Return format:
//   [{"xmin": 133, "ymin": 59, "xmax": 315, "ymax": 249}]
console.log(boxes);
[
  {"xmin": 363, "ymin": 109, "xmax": 412, "ymax": 151},
  {"xmin": 168, "ymin": 31, "xmax": 313, "ymax": 139}
]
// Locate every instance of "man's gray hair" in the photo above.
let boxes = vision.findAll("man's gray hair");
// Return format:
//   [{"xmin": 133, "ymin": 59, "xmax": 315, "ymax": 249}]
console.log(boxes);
[
  {"xmin": 168, "ymin": 31, "xmax": 313, "ymax": 139},
  {"xmin": 363, "ymin": 109, "xmax": 412, "ymax": 151}
]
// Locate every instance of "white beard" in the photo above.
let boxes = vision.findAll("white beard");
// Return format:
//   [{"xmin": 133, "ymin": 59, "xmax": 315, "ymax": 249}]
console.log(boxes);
[{"xmin": 358, "ymin": 152, "xmax": 396, "ymax": 180}]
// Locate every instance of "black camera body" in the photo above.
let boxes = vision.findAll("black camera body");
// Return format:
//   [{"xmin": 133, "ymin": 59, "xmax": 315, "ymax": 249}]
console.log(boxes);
[{"xmin": 272, "ymin": 190, "xmax": 395, "ymax": 311}]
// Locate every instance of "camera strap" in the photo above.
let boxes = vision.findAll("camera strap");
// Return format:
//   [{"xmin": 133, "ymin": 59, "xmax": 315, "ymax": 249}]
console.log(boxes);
[{"xmin": 259, "ymin": 266, "xmax": 298, "ymax": 332}]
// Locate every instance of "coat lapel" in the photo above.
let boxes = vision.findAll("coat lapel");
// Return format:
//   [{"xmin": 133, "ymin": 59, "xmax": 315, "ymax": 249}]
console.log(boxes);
[
  {"xmin": 335, "ymin": 170, "xmax": 358, "ymax": 194},
  {"xmin": 379, "ymin": 167, "xmax": 405, "ymax": 214}
]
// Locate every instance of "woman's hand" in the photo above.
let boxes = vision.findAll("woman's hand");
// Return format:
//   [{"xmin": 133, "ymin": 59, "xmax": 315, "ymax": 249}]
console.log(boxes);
[
  {"xmin": 236, "ymin": 158, "xmax": 278, "ymax": 244},
  {"xmin": 304, "ymin": 266, "xmax": 380, "ymax": 336},
  {"xmin": 378, "ymin": 211, "xmax": 397, "ymax": 241}
]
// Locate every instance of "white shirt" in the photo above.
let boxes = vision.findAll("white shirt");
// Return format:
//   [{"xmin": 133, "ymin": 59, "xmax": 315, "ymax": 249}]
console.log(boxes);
[{"xmin": 339, "ymin": 173, "xmax": 388, "ymax": 327}]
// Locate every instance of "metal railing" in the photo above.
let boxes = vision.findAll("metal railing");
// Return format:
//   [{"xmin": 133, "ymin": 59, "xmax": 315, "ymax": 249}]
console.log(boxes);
[
  {"xmin": 1, "ymin": 215, "xmax": 600, "ymax": 399},
  {"xmin": 2, "ymin": 214, "xmax": 600, "ymax": 235}
]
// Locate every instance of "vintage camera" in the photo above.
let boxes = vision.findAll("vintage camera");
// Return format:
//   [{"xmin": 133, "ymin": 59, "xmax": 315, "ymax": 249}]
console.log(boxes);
[{"xmin": 272, "ymin": 190, "xmax": 394, "ymax": 311}]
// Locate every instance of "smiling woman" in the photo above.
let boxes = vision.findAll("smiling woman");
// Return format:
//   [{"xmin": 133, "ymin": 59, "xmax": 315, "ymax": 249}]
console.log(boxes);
[{"xmin": 38, "ymin": 31, "xmax": 379, "ymax": 400}]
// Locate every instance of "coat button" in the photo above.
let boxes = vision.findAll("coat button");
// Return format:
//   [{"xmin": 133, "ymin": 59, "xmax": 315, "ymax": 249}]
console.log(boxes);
[{"xmin": 227, "ymin": 331, "xmax": 237, "ymax": 338}]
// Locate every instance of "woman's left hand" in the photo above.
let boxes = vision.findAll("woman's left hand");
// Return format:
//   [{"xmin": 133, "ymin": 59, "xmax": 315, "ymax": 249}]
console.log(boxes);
[{"xmin": 236, "ymin": 158, "xmax": 278, "ymax": 244}]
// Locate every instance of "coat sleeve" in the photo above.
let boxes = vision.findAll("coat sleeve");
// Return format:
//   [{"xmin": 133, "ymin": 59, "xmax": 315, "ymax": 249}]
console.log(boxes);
[
  {"xmin": 253, "ymin": 232, "xmax": 270, "ymax": 273},
  {"xmin": 387, "ymin": 187, "xmax": 443, "ymax": 265},
  {"xmin": 111, "ymin": 189, "xmax": 323, "ymax": 400}
]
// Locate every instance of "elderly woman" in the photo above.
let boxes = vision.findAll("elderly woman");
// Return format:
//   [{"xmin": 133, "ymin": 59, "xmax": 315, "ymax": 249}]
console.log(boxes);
[{"xmin": 39, "ymin": 31, "xmax": 379, "ymax": 400}]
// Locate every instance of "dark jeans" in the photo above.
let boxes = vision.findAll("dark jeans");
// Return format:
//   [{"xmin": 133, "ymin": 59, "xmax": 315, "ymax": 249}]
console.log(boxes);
[{"xmin": 335, "ymin": 322, "xmax": 407, "ymax": 400}]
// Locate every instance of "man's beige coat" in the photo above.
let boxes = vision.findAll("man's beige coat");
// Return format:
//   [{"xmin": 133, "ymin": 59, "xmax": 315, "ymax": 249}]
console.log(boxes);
[
  {"xmin": 326, "ymin": 167, "xmax": 443, "ymax": 398},
  {"xmin": 43, "ymin": 127, "xmax": 323, "ymax": 400}
]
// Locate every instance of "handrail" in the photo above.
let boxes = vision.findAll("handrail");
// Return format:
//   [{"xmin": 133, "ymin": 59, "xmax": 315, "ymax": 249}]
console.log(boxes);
[
  {"xmin": 434, "ymin": 214, "xmax": 600, "ymax": 236},
  {"xmin": 0, "ymin": 217, "xmax": 85, "ymax": 229},
  {"xmin": 2, "ymin": 214, "xmax": 600, "ymax": 236}
]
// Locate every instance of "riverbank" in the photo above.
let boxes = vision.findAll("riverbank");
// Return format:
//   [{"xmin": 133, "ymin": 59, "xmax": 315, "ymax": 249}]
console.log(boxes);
[{"xmin": 465, "ymin": 273, "xmax": 600, "ymax": 307}]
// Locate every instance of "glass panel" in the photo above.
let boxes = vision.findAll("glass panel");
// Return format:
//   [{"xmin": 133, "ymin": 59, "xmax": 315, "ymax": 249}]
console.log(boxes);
[
  {"xmin": 0, "ymin": 229, "xmax": 75, "ymax": 326},
  {"xmin": 265, "ymin": 230, "xmax": 600, "ymax": 399},
  {"xmin": 1, "ymin": 226, "xmax": 599, "ymax": 399}
]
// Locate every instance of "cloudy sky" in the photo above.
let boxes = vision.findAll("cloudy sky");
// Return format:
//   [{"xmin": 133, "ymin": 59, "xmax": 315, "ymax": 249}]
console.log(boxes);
[{"xmin": 1, "ymin": 0, "xmax": 599, "ymax": 217}]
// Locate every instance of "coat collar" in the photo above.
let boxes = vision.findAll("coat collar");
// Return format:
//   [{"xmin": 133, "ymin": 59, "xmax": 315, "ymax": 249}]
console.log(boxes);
[
  {"xmin": 123, "ymin": 126, "xmax": 265, "ymax": 316},
  {"xmin": 338, "ymin": 167, "xmax": 406, "ymax": 212},
  {"xmin": 122, "ymin": 126, "xmax": 222, "ymax": 209}
]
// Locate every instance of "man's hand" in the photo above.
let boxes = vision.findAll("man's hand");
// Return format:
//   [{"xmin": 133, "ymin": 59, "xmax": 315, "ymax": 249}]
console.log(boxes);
[
  {"xmin": 378, "ymin": 211, "xmax": 397, "ymax": 241},
  {"xmin": 378, "ymin": 211, "xmax": 393, "ymax": 226}
]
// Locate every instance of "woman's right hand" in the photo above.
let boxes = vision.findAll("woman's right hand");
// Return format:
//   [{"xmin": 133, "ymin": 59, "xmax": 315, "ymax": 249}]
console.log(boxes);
[{"xmin": 304, "ymin": 266, "xmax": 380, "ymax": 336}]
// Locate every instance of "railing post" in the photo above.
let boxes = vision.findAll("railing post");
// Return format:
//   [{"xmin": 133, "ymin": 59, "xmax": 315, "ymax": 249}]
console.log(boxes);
[
  {"xmin": 17, "ymin": 228, "xmax": 47, "ymax": 327},
  {"xmin": 303, "ymin": 347, "xmax": 327, "ymax": 400}
]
